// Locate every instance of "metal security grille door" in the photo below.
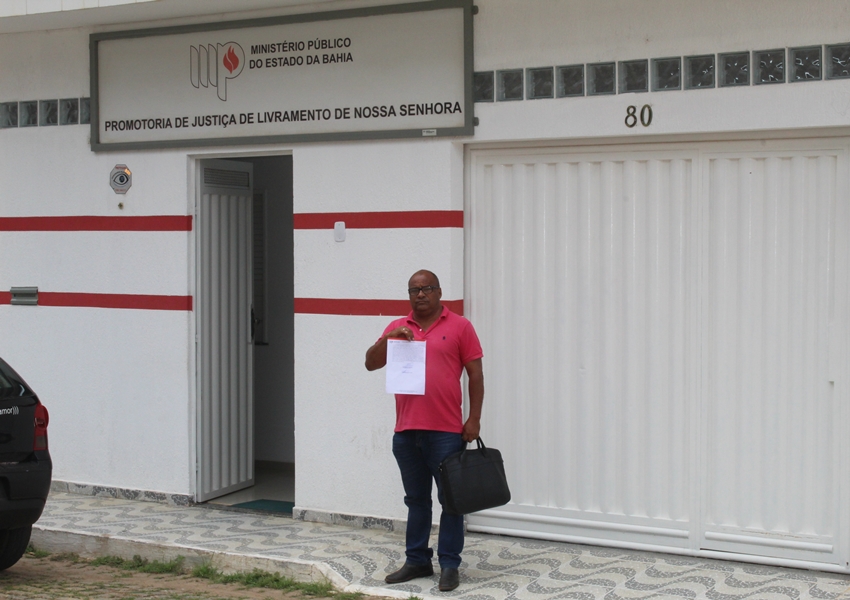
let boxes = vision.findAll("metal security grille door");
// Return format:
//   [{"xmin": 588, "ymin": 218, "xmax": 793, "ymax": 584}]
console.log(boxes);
[
  {"xmin": 467, "ymin": 142, "xmax": 848, "ymax": 568},
  {"xmin": 701, "ymin": 151, "xmax": 843, "ymax": 564},
  {"xmin": 196, "ymin": 159, "xmax": 254, "ymax": 502}
]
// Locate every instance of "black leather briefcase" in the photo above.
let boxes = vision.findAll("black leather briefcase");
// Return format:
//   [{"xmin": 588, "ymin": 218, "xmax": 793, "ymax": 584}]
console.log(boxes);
[{"xmin": 439, "ymin": 437, "xmax": 511, "ymax": 515}]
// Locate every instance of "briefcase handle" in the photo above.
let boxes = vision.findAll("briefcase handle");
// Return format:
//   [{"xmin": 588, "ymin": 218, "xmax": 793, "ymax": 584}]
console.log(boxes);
[{"xmin": 464, "ymin": 437, "xmax": 488, "ymax": 455}]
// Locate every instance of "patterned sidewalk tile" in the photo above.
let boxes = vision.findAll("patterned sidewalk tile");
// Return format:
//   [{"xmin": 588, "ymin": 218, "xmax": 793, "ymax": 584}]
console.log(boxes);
[{"xmin": 37, "ymin": 492, "xmax": 850, "ymax": 600}]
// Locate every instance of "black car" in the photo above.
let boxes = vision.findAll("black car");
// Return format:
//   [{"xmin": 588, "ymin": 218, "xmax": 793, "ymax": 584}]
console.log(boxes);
[{"xmin": 0, "ymin": 356, "xmax": 51, "ymax": 571}]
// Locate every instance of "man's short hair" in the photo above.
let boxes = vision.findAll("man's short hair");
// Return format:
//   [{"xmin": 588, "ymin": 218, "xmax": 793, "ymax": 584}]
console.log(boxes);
[{"xmin": 412, "ymin": 269, "xmax": 440, "ymax": 288}]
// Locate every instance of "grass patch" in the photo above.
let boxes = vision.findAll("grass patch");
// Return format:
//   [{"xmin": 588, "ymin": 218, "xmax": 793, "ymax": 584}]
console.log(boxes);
[
  {"xmin": 335, "ymin": 592, "xmax": 367, "ymax": 600},
  {"xmin": 91, "ymin": 554, "xmax": 185, "ymax": 574},
  {"xmin": 35, "ymin": 551, "xmax": 359, "ymax": 599},
  {"xmin": 191, "ymin": 562, "xmax": 358, "ymax": 598},
  {"xmin": 25, "ymin": 544, "xmax": 50, "ymax": 559},
  {"xmin": 190, "ymin": 562, "xmax": 219, "ymax": 579}
]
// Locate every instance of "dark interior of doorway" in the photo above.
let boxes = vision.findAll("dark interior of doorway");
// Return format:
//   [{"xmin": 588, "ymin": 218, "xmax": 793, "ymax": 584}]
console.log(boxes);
[{"xmin": 207, "ymin": 154, "xmax": 295, "ymax": 513}]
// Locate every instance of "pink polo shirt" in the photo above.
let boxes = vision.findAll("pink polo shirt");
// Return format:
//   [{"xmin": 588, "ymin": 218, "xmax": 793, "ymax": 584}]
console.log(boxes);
[{"xmin": 381, "ymin": 305, "xmax": 483, "ymax": 433}]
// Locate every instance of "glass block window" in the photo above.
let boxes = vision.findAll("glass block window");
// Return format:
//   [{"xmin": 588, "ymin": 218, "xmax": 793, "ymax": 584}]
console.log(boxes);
[
  {"xmin": 19, "ymin": 101, "xmax": 38, "ymax": 127},
  {"xmin": 619, "ymin": 59, "xmax": 648, "ymax": 93},
  {"xmin": 720, "ymin": 52, "xmax": 749, "ymax": 86},
  {"xmin": 80, "ymin": 98, "xmax": 91, "ymax": 125},
  {"xmin": 60, "ymin": 98, "xmax": 79, "ymax": 124},
  {"xmin": 497, "ymin": 69, "xmax": 524, "ymax": 101},
  {"xmin": 587, "ymin": 62, "xmax": 615, "ymax": 95},
  {"xmin": 652, "ymin": 57, "xmax": 681, "ymax": 91},
  {"xmin": 527, "ymin": 67, "xmax": 554, "ymax": 99},
  {"xmin": 790, "ymin": 46, "xmax": 822, "ymax": 82},
  {"xmin": 685, "ymin": 55, "xmax": 715, "ymax": 89},
  {"xmin": 557, "ymin": 65, "xmax": 584, "ymax": 97},
  {"xmin": 0, "ymin": 102, "xmax": 17, "ymax": 128},
  {"xmin": 754, "ymin": 49, "xmax": 785, "ymax": 84},
  {"xmin": 39, "ymin": 100, "xmax": 58, "ymax": 125},
  {"xmin": 473, "ymin": 71, "xmax": 494, "ymax": 102},
  {"xmin": 827, "ymin": 43, "xmax": 850, "ymax": 79}
]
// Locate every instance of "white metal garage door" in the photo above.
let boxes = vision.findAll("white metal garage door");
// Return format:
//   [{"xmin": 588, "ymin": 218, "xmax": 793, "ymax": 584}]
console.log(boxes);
[{"xmin": 466, "ymin": 140, "xmax": 849, "ymax": 571}]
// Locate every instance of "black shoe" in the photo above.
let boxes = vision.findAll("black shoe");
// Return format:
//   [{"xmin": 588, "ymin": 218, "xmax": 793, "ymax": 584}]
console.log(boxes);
[
  {"xmin": 438, "ymin": 567, "xmax": 459, "ymax": 591},
  {"xmin": 385, "ymin": 562, "xmax": 434, "ymax": 584}
]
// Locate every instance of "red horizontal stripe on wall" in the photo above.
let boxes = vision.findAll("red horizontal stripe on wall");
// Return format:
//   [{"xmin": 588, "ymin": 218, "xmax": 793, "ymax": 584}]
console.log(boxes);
[
  {"xmin": 293, "ymin": 211, "xmax": 463, "ymax": 229},
  {"xmin": 38, "ymin": 293, "xmax": 192, "ymax": 311},
  {"xmin": 295, "ymin": 298, "xmax": 463, "ymax": 316},
  {"xmin": 0, "ymin": 216, "xmax": 192, "ymax": 231}
]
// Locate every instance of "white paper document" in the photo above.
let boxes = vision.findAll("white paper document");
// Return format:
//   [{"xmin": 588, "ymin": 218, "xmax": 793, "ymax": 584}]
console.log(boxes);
[{"xmin": 386, "ymin": 339, "xmax": 426, "ymax": 395}]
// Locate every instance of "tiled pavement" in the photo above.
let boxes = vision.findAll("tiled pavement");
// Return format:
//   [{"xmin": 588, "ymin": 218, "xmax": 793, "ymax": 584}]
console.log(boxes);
[{"xmin": 33, "ymin": 491, "xmax": 850, "ymax": 600}]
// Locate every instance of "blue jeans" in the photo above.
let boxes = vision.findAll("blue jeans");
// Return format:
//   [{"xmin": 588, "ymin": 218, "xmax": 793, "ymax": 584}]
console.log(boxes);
[{"xmin": 392, "ymin": 430, "xmax": 465, "ymax": 569}]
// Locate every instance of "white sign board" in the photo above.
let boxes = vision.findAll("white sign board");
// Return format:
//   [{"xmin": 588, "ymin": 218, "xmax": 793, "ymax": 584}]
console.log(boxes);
[{"xmin": 91, "ymin": 0, "xmax": 473, "ymax": 150}]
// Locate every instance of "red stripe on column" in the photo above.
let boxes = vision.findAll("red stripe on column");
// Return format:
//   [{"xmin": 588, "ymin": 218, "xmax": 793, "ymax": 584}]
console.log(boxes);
[
  {"xmin": 295, "ymin": 298, "xmax": 463, "ymax": 316},
  {"xmin": 0, "ymin": 216, "xmax": 193, "ymax": 231},
  {"xmin": 293, "ymin": 211, "xmax": 463, "ymax": 229},
  {"xmin": 38, "ymin": 293, "xmax": 192, "ymax": 311}
]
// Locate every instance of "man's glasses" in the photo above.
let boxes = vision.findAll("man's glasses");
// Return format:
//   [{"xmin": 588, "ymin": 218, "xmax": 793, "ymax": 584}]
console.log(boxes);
[{"xmin": 408, "ymin": 286, "xmax": 440, "ymax": 296}]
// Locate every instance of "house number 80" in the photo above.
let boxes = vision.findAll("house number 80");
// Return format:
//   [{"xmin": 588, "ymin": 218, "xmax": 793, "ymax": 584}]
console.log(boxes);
[{"xmin": 625, "ymin": 105, "xmax": 653, "ymax": 128}]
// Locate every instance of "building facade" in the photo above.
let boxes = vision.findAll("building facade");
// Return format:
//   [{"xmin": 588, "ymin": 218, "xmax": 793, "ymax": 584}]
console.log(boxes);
[{"xmin": 1, "ymin": 0, "xmax": 848, "ymax": 573}]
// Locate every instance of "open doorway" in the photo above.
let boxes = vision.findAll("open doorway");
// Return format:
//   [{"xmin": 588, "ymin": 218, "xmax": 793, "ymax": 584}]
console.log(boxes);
[{"xmin": 197, "ymin": 154, "xmax": 295, "ymax": 514}]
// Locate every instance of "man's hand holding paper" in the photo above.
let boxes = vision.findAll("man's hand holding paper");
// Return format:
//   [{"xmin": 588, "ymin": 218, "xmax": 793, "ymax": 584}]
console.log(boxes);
[{"xmin": 386, "ymin": 339, "xmax": 426, "ymax": 395}]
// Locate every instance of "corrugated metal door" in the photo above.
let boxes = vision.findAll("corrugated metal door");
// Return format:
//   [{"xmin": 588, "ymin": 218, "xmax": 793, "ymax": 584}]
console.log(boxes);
[
  {"xmin": 701, "ymin": 150, "xmax": 843, "ymax": 565},
  {"xmin": 196, "ymin": 159, "xmax": 254, "ymax": 502},
  {"xmin": 467, "ymin": 148, "xmax": 700, "ymax": 551},
  {"xmin": 467, "ymin": 142, "xmax": 847, "ymax": 568}
]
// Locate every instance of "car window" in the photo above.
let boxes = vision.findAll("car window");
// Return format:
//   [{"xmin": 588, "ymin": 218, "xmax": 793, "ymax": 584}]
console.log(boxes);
[
  {"xmin": 0, "ymin": 361, "xmax": 27, "ymax": 398},
  {"xmin": 0, "ymin": 370, "xmax": 14, "ymax": 390}
]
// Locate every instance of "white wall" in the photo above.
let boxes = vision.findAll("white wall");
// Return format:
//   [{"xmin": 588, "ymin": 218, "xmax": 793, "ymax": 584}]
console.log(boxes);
[
  {"xmin": 3, "ymin": 0, "xmax": 850, "ymax": 519},
  {"xmin": 0, "ymin": 28, "xmax": 87, "ymax": 100},
  {"xmin": 0, "ymin": 26, "xmax": 196, "ymax": 495},
  {"xmin": 0, "ymin": 306, "xmax": 193, "ymax": 492},
  {"xmin": 293, "ymin": 140, "xmax": 465, "ymax": 298},
  {"xmin": 475, "ymin": 0, "xmax": 849, "ymax": 67},
  {"xmin": 0, "ymin": 1, "xmax": 159, "ymax": 19},
  {"xmin": 472, "ymin": 0, "xmax": 850, "ymax": 142},
  {"xmin": 292, "ymin": 140, "xmax": 464, "ymax": 519},
  {"xmin": 295, "ymin": 315, "xmax": 401, "ymax": 517}
]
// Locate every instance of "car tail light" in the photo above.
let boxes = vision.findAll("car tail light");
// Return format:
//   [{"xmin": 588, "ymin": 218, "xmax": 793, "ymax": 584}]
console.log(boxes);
[{"xmin": 34, "ymin": 404, "xmax": 49, "ymax": 451}]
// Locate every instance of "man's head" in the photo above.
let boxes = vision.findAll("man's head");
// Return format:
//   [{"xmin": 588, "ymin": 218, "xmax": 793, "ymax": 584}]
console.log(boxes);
[{"xmin": 407, "ymin": 269, "xmax": 442, "ymax": 318}]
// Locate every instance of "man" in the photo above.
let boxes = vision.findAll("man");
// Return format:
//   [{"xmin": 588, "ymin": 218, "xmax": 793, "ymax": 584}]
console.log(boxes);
[{"xmin": 365, "ymin": 269, "xmax": 484, "ymax": 592}]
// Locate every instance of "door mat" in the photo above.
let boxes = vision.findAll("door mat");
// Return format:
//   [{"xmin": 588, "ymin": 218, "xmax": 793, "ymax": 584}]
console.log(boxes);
[{"xmin": 230, "ymin": 499, "xmax": 295, "ymax": 514}]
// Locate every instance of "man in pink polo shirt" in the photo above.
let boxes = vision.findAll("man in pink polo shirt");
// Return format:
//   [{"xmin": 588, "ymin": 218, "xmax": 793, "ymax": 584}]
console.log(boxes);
[{"xmin": 365, "ymin": 269, "xmax": 484, "ymax": 593}]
